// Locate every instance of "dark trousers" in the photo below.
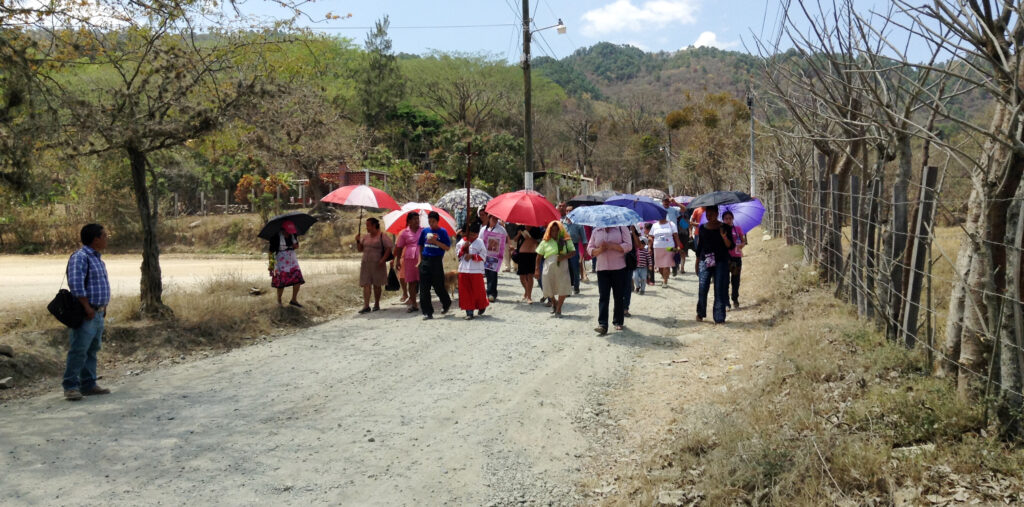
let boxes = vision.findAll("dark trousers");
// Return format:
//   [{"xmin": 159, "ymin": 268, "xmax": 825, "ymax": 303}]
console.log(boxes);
[
  {"xmin": 697, "ymin": 259, "xmax": 730, "ymax": 323},
  {"xmin": 418, "ymin": 256, "xmax": 451, "ymax": 316},
  {"xmin": 729, "ymin": 257, "xmax": 742, "ymax": 302},
  {"xmin": 568, "ymin": 250, "xmax": 580, "ymax": 291},
  {"xmin": 485, "ymin": 269, "xmax": 498, "ymax": 299},
  {"xmin": 597, "ymin": 268, "xmax": 629, "ymax": 328}
]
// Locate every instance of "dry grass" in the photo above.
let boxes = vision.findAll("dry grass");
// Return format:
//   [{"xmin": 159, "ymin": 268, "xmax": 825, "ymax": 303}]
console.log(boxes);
[
  {"xmin": 0, "ymin": 269, "xmax": 364, "ymax": 400},
  {"xmin": 591, "ymin": 232, "xmax": 1024, "ymax": 506}
]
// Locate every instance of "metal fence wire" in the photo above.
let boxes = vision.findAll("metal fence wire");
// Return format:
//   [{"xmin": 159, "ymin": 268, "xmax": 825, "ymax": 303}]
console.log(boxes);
[{"xmin": 764, "ymin": 162, "xmax": 1024, "ymax": 401}]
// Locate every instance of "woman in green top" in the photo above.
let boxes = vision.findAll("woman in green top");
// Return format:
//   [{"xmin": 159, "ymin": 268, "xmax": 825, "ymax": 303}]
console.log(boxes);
[{"xmin": 534, "ymin": 220, "xmax": 576, "ymax": 317}]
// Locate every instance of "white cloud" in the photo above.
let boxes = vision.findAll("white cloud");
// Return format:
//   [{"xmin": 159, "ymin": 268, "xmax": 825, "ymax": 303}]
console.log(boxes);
[
  {"xmin": 690, "ymin": 31, "xmax": 739, "ymax": 49},
  {"xmin": 581, "ymin": 0, "xmax": 698, "ymax": 37}
]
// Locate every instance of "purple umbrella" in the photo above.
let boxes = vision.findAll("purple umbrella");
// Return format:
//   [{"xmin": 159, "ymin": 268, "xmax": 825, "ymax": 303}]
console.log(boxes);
[
  {"xmin": 700, "ymin": 198, "xmax": 765, "ymax": 233},
  {"xmin": 604, "ymin": 193, "xmax": 667, "ymax": 221}
]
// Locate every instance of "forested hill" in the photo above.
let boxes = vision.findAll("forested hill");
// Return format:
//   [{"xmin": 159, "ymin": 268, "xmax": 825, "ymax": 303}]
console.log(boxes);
[{"xmin": 534, "ymin": 42, "xmax": 761, "ymax": 102}]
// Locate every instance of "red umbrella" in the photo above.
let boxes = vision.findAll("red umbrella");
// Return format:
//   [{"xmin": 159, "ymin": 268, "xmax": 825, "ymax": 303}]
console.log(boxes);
[
  {"xmin": 321, "ymin": 184, "xmax": 400, "ymax": 210},
  {"xmin": 321, "ymin": 184, "xmax": 400, "ymax": 234},
  {"xmin": 382, "ymin": 203, "xmax": 457, "ymax": 235},
  {"xmin": 486, "ymin": 190, "xmax": 560, "ymax": 227}
]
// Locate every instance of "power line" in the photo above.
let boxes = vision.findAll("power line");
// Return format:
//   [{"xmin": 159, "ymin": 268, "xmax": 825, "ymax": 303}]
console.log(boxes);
[{"xmin": 307, "ymin": 23, "xmax": 516, "ymax": 31}]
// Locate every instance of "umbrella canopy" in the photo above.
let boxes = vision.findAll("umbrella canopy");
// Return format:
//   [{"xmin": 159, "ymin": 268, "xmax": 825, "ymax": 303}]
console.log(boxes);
[
  {"xmin": 673, "ymin": 196, "xmax": 695, "ymax": 206},
  {"xmin": 567, "ymin": 205, "xmax": 643, "ymax": 228},
  {"xmin": 604, "ymin": 193, "xmax": 667, "ymax": 221},
  {"xmin": 434, "ymin": 188, "xmax": 493, "ymax": 212},
  {"xmin": 485, "ymin": 190, "xmax": 560, "ymax": 227},
  {"xmin": 382, "ymin": 203, "xmax": 457, "ymax": 235},
  {"xmin": 258, "ymin": 212, "xmax": 317, "ymax": 240},
  {"xmin": 321, "ymin": 184, "xmax": 400, "ymax": 210},
  {"xmin": 635, "ymin": 188, "xmax": 668, "ymax": 200},
  {"xmin": 566, "ymin": 193, "xmax": 609, "ymax": 208},
  {"xmin": 700, "ymin": 198, "xmax": 766, "ymax": 233},
  {"xmin": 688, "ymin": 190, "xmax": 753, "ymax": 209}
]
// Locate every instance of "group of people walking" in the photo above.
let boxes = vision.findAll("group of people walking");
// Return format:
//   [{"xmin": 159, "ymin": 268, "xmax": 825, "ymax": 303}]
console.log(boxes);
[{"xmin": 264, "ymin": 195, "xmax": 749, "ymax": 332}]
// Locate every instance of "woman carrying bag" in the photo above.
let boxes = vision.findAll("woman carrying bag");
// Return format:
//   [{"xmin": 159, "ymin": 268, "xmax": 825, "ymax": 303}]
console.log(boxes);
[{"xmin": 356, "ymin": 217, "xmax": 394, "ymax": 314}]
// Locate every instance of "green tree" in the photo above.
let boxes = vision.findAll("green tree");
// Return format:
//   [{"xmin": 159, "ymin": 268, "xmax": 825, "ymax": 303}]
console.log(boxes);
[
  {"xmin": 358, "ymin": 16, "xmax": 405, "ymax": 138},
  {"xmin": 46, "ymin": 12, "xmax": 281, "ymax": 316}
]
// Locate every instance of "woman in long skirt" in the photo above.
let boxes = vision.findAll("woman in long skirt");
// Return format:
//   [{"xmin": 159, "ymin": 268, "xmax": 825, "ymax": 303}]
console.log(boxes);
[{"xmin": 269, "ymin": 220, "xmax": 304, "ymax": 307}]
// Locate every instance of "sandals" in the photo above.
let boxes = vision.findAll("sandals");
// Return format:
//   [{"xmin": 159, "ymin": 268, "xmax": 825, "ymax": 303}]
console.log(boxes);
[{"xmin": 358, "ymin": 307, "xmax": 371, "ymax": 314}]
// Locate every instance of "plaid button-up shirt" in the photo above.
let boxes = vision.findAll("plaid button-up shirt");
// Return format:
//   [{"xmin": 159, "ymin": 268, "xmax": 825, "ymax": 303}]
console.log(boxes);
[{"xmin": 68, "ymin": 245, "xmax": 110, "ymax": 307}]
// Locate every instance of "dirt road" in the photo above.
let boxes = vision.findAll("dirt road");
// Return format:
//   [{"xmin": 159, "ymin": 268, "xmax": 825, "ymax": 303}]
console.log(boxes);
[
  {"xmin": 0, "ymin": 255, "xmax": 359, "ymax": 305},
  {"xmin": 0, "ymin": 270, "xmax": 699, "ymax": 505}
]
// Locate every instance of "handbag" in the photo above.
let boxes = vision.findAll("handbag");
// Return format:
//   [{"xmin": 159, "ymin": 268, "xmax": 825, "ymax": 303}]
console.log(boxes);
[
  {"xmin": 385, "ymin": 266, "xmax": 400, "ymax": 291},
  {"xmin": 47, "ymin": 258, "xmax": 85, "ymax": 329}
]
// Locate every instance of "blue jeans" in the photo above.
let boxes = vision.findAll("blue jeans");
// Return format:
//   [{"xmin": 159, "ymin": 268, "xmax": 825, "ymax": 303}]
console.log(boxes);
[
  {"xmin": 697, "ymin": 259, "xmax": 730, "ymax": 323},
  {"xmin": 485, "ymin": 269, "xmax": 498, "ymax": 299},
  {"xmin": 567, "ymin": 250, "xmax": 580, "ymax": 291},
  {"xmin": 62, "ymin": 311, "xmax": 105, "ymax": 390},
  {"xmin": 597, "ymin": 268, "xmax": 629, "ymax": 328},
  {"xmin": 632, "ymin": 267, "xmax": 647, "ymax": 294}
]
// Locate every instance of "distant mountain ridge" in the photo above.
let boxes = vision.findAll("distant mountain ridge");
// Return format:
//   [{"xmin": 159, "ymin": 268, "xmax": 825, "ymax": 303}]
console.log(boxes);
[{"xmin": 534, "ymin": 42, "xmax": 761, "ymax": 108}]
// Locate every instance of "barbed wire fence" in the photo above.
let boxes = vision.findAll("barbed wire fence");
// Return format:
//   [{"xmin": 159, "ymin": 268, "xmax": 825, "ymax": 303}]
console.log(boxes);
[{"xmin": 766, "ymin": 161, "xmax": 1024, "ymax": 413}]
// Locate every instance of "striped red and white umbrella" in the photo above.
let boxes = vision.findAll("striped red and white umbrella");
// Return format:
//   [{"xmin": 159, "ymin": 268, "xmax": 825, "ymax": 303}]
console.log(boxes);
[
  {"xmin": 321, "ymin": 184, "xmax": 400, "ymax": 210},
  {"xmin": 382, "ymin": 203, "xmax": 457, "ymax": 235}
]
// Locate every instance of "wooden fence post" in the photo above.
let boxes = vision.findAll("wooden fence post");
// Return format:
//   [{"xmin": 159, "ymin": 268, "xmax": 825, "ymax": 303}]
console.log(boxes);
[
  {"xmin": 827, "ymin": 174, "xmax": 843, "ymax": 286},
  {"xmin": 849, "ymin": 174, "xmax": 861, "ymax": 307},
  {"xmin": 864, "ymin": 178, "xmax": 881, "ymax": 321},
  {"xmin": 816, "ymin": 153, "xmax": 829, "ymax": 276},
  {"xmin": 900, "ymin": 166, "xmax": 940, "ymax": 348},
  {"xmin": 887, "ymin": 180, "xmax": 910, "ymax": 341}
]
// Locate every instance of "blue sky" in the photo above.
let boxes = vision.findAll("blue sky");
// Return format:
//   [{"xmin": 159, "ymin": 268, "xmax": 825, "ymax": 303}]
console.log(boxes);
[{"xmin": 249, "ymin": 0, "xmax": 792, "ymax": 60}]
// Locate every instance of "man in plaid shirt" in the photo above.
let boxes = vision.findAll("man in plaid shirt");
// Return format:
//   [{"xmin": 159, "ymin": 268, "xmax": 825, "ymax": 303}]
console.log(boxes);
[{"xmin": 63, "ymin": 223, "xmax": 112, "ymax": 401}]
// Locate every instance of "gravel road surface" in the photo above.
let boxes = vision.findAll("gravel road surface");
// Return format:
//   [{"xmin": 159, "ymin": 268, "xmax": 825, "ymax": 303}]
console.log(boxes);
[{"xmin": 0, "ymin": 270, "xmax": 697, "ymax": 506}]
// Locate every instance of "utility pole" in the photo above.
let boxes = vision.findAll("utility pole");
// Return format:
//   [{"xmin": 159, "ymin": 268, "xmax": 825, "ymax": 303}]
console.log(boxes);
[
  {"xmin": 465, "ymin": 141, "xmax": 473, "ymax": 213},
  {"xmin": 522, "ymin": 0, "xmax": 533, "ymax": 184},
  {"xmin": 747, "ymin": 93, "xmax": 755, "ymax": 196}
]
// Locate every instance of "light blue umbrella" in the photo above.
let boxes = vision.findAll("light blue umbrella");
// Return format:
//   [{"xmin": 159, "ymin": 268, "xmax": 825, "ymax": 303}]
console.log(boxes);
[{"xmin": 567, "ymin": 205, "xmax": 643, "ymax": 228}]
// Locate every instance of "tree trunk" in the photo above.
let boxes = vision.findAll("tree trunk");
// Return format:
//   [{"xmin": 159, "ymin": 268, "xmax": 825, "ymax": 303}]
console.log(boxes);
[
  {"xmin": 941, "ymin": 189, "xmax": 980, "ymax": 377},
  {"xmin": 997, "ymin": 189, "xmax": 1024, "ymax": 440},
  {"xmin": 128, "ymin": 146, "xmax": 171, "ymax": 318}
]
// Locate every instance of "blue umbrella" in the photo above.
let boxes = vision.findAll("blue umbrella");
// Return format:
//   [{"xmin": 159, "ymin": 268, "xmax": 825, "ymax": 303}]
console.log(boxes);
[
  {"xmin": 567, "ymin": 205, "xmax": 643, "ymax": 228},
  {"xmin": 604, "ymin": 194, "xmax": 667, "ymax": 221}
]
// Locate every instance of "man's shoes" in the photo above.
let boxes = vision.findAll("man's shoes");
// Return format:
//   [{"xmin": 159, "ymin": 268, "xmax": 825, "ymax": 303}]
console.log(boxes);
[
  {"xmin": 81, "ymin": 385, "xmax": 111, "ymax": 396},
  {"xmin": 624, "ymin": 310, "xmax": 631, "ymax": 317},
  {"xmin": 478, "ymin": 307, "xmax": 486, "ymax": 316},
  {"xmin": 407, "ymin": 306, "xmax": 419, "ymax": 313},
  {"xmin": 733, "ymin": 299, "xmax": 740, "ymax": 308},
  {"xmin": 358, "ymin": 307, "xmax": 371, "ymax": 314},
  {"xmin": 423, "ymin": 314, "xmax": 434, "ymax": 320},
  {"xmin": 488, "ymin": 295, "xmax": 496, "ymax": 303},
  {"xmin": 573, "ymin": 288, "xmax": 580, "ymax": 295},
  {"xmin": 372, "ymin": 305, "xmax": 380, "ymax": 312},
  {"xmin": 289, "ymin": 301, "xmax": 303, "ymax": 308},
  {"xmin": 594, "ymin": 326, "xmax": 608, "ymax": 336},
  {"xmin": 441, "ymin": 305, "xmax": 451, "ymax": 315},
  {"xmin": 64, "ymin": 389, "xmax": 83, "ymax": 401}
]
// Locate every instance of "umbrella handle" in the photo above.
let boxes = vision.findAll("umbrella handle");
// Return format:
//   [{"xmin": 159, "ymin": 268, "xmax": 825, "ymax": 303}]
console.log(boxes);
[{"xmin": 358, "ymin": 207, "xmax": 363, "ymax": 234}]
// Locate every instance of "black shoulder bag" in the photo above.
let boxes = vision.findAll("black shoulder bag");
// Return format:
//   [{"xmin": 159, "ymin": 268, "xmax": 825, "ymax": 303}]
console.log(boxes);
[
  {"xmin": 383, "ymin": 235, "xmax": 400, "ymax": 291},
  {"xmin": 47, "ymin": 257, "xmax": 86, "ymax": 329}
]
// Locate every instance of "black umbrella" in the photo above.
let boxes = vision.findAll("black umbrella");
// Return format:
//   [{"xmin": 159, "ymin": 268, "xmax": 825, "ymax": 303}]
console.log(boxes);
[
  {"xmin": 258, "ymin": 212, "xmax": 317, "ymax": 240},
  {"xmin": 567, "ymin": 189, "xmax": 620, "ymax": 208},
  {"xmin": 687, "ymin": 190, "xmax": 753, "ymax": 209}
]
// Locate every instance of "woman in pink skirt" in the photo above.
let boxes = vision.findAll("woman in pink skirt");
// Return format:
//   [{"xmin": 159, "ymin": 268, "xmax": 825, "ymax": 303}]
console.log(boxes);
[
  {"xmin": 394, "ymin": 212, "xmax": 422, "ymax": 313},
  {"xmin": 648, "ymin": 216, "xmax": 681, "ymax": 289}
]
